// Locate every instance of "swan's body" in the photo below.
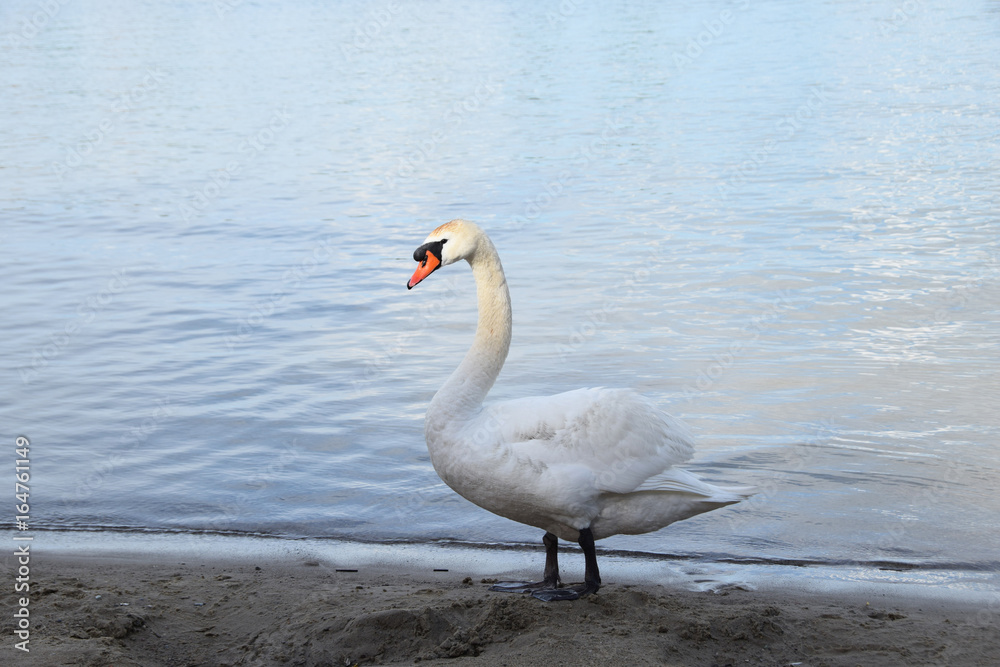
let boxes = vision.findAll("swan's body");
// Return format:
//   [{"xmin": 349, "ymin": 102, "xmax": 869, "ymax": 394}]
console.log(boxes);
[{"xmin": 408, "ymin": 220, "xmax": 750, "ymax": 600}]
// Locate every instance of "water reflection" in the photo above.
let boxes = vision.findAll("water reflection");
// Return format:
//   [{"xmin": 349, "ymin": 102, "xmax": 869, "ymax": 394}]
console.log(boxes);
[{"xmin": 1, "ymin": 1, "xmax": 998, "ymax": 586}]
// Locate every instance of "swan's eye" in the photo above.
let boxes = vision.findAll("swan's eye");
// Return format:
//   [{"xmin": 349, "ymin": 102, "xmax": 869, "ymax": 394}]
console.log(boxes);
[
  {"xmin": 413, "ymin": 239, "xmax": 447, "ymax": 264},
  {"xmin": 407, "ymin": 239, "xmax": 447, "ymax": 289}
]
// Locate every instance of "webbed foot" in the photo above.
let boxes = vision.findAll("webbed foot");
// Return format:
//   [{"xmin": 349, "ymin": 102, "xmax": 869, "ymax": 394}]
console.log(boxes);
[
  {"xmin": 490, "ymin": 579, "xmax": 557, "ymax": 593},
  {"xmin": 530, "ymin": 580, "xmax": 599, "ymax": 602}
]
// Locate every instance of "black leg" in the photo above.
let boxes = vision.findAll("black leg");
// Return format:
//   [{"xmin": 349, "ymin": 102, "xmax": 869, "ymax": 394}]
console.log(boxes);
[
  {"xmin": 490, "ymin": 531, "xmax": 561, "ymax": 593},
  {"xmin": 541, "ymin": 531, "xmax": 560, "ymax": 586},
  {"xmin": 579, "ymin": 526, "xmax": 602, "ymax": 592},
  {"xmin": 531, "ymin": 527, "xmax": 601, "ymax": 602}
]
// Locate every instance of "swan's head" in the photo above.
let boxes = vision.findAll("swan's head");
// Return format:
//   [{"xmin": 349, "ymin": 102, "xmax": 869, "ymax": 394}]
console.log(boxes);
[{"xmin": 407, "ymin": 219, "xmax": 483, "ymax": 289}]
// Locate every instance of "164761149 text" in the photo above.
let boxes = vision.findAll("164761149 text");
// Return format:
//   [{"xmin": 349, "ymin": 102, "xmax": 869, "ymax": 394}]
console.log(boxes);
[{"xmin": 14, "ymin": 435, "xmax": 32, "ymax": 653}]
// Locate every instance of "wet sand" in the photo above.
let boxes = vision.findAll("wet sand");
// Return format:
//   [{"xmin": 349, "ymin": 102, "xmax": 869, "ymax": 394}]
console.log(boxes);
[{"xmin": 5, "ymin": 551, "xmax": 999, "ymax": 666}]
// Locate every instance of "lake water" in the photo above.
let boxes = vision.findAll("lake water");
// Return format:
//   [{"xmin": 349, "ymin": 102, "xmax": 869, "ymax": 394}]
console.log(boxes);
[{"xmin": 3, "ymin": 1, "xmax": 999, "ymax": 594}]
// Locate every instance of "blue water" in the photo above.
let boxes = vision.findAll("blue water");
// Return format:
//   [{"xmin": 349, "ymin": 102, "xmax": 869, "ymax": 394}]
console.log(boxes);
[{"xmin": 3, "ymin": 1, "xmax": 999, "ymax": 590}]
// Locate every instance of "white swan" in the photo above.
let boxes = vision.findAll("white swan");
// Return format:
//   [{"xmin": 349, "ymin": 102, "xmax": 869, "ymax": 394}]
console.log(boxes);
[{"xmin": 407, "ymin": 220, "xmax": 751, "ymax": 601}]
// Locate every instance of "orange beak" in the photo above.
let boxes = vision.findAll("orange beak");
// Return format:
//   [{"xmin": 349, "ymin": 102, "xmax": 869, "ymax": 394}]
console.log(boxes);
[{"xmin": 407, "ymin": 250, "xmax": 441, "ymax": 289}]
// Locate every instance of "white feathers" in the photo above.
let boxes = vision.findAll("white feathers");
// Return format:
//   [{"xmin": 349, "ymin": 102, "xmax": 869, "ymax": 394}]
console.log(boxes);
[
  {"xmin": 488, "ymin": 388, "xmax": 695, "ymax": 495},
  {"xmin": 415, "ymin": 221, "xmax": 750, "ymax": 543}
]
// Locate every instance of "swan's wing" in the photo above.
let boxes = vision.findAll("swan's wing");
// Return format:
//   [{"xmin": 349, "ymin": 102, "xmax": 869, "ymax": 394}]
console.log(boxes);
[{"xmin": 485, "ymin": 387, "xmax": 696, "ymax": 494}]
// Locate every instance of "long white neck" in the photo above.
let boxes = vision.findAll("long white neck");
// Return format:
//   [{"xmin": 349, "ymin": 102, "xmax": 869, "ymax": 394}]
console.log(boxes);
[{"xmin": 428, "ymin": 235, "xmax": 512, "ymax": 422}]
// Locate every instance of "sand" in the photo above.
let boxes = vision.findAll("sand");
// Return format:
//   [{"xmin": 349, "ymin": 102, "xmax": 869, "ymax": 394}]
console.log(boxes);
[{"xmin": 5, "ymin": 551, "xmax": 999, "ymax": 667}]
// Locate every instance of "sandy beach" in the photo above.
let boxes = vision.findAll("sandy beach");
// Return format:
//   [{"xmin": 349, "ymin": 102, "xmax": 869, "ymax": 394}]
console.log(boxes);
[{"xmin": 5, "ymin": 550, "xmax": 998, "ymax": 667}]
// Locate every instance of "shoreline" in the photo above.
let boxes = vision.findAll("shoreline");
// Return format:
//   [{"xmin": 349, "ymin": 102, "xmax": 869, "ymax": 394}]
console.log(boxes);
[
  {"xmin": 10, "ymin": 529, "xmax": 1000, "ymax": 602},
  {"xmin": 5, "ymin": 537, "xmax": 1000, "ymax": 665}
]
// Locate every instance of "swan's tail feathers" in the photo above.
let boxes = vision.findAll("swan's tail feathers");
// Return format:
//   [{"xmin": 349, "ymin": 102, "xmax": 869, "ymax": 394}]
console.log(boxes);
[
  {"xmin": 712, "ymin": 486, "xmax": 757, "ymax": 503},
  {"xmin": 707, "ymin": 484, "xmax": 756, "ymax": 505},
  {"xmin": 635, "ymin": 467, "xmax": 754, "ymax": 505},
  {"xmin": 593, "ymin": 482, "xmax": 752, "ymax": 538},
  {"xmin": 591, "ymin": 468, "xmax": 754, "ymax": 539}
]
